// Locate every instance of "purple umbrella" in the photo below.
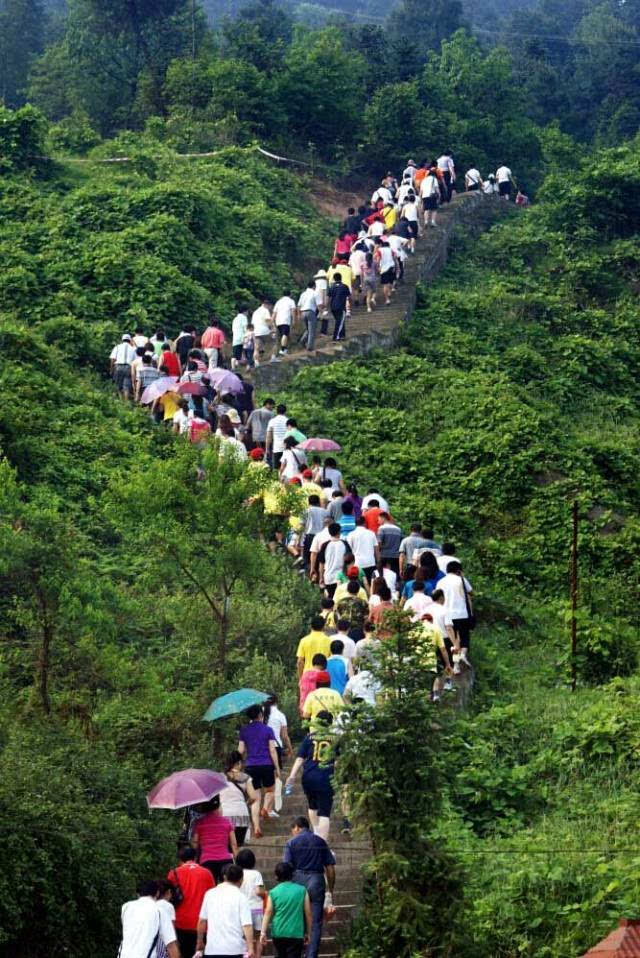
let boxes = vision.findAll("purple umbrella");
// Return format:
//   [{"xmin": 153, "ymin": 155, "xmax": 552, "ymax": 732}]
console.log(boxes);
[
  {"xmin": 298, "ymin": 437, "xmax": 342, "ymax": 452},
  {"xmin": 177, "ymin": 381, "xmax": 208, "ymax": 396},
  {"xmin": 140, "ymin": 376, "xmax": 178, "ymax": 405},
  {"xmin": 208, "ymin": 368, "xmax": 244, "ymax": 395},
  {"xmin": 147, "ymin": 768, "xmax": 228, "ymax": 810}
]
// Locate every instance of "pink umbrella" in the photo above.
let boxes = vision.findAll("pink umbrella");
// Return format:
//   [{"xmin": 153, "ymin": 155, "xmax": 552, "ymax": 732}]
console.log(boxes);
[
  {"xmin": 177, "ymin": 381, "xmax": 207, "ymax": 396},
  {"xmin": 298, "ymin": 437, "xmax": 342, "ymax": 452},
  {"xmin": 140, "ymin": 376, "xmax": 178, "ymax": 405},
  {"xmin": 208, "ymin": 368, "xmax": 244, "ymax": 395},
  {"xmin": 147, "ymin": 768, "xmax": 228, "ymax": 810}
]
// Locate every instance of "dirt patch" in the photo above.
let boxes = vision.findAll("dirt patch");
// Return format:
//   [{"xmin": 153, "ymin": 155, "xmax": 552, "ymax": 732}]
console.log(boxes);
[{"xmin": 306, "ymin": 177, "xmax": 369, "ymax": 222}]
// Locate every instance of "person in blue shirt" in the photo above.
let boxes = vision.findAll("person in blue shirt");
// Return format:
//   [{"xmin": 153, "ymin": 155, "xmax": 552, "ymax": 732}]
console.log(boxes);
[
  {"xmin": 338, "ymin": 499, "xmax": 356, "ymax": 539},
  {"xmin": 281, "ymin": 815, "xmax": 336, "ymax": 958},
  {"xmin": 326, "ymin": 639, "xmax": 350, "ymax": 695}
]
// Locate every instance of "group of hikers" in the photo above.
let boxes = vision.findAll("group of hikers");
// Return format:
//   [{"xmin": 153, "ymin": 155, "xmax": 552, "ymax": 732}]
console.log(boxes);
[{"xmin": 118, "ymin": 156, "xmax": 482, "ymax": 958}]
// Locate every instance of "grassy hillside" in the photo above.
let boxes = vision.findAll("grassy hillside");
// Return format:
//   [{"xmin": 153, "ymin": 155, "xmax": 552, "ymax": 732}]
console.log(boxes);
[{"xmin": 281, "ymin": 137, "xmax": 640, "ymax": 957}]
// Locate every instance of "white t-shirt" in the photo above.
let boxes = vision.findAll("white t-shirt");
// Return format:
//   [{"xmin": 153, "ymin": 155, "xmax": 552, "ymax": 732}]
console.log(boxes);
[
  {"xmin": 111, "ymin": 342, "xmax": 137, "ymax": 365},
  {"xmin": 368, "ymin": 220, "xmax": 385, "ymax": 237},
  {"xmin": 172, "ymin": 409, "xmax": 190, "ymax": 435},
  {"xmin": 496, "ymin": 166, "xmax": 512, "ymax": 183},
  {"xmin": 397, "ymin": 182, "xmax": 413, "ymax": 204},
  {"xmin": 332, "ymin": 631, "xmax": 356, "ymax": 660},
  {"xmin": 251, "ymin": 305, "xmax": 272, "ymax": 337},
  {"xmin": 273, "ymin": 296, "xmax": 296, "ymax": 328},
  {"xmin": 404, "ymin": 592, "xmax": 434, "ymax": 622},
  {"xmin": 310, "ymin": 526, "xmax": 332, "ymax": 555},
  {"xmin": 298, "ymin": 288, "xmax": 317, "ymax": 313},
  {"xmin": 322, "ymin": 466, "xmax": 343, "ymax": 491},
  {"xmin": 361, "ymin": 493, "xmax": 389, "ymax": 512},
  {"xmin": 347, "ymin": 526, "xmax": 378, "ymax": 569},
  {"xmin": 437, "ymin": 553, "xmax": 461, "ymax": 573},
  {"xmin": 377, "ymin": 245, "xmax": 395, "ymax": 273},
  {"xmin": 437, "ymin": 155, "xmax": 455, "ymax": 175},
  {"xmin": 466, "ymin": 168, "xmax": 481, "ymax": 186},
  {"xmin": 429, "ymin": 602, "xmax": 448, "ymax": 638},
  {"xmin": 240, "ymin": 868, "xmax": 264, "ymax": 910},
  {"xmin": 372, "ymin": 186, "xmax": 392, "ymax": 205},
  {"xmin": 344, "ymin": 670, "xmax": 380, "ymax": 705},
  {"xmin": 219, "ymin": 435, "xmax": 248, "ymax": 461},
  {"xmin": 232, "ymin": 313, "xmax": 248, "ymax": 347},
  {"xmin": 199, "ymin": 883, "xmax": 252, "ymax": 955},
  {"xmin": 120, "ymin": 896, "xmax": 176, "ymax": 958},
  {"xmin": 133, "ymin": 334, "xmax": 148, "ymax": 348},
  {"xmin": 268, "ymin": 705, "xmax": 288, "ymax": 746},
  {"xmin": 267, "ymin": 414, "xmax": 289, "ymax": 454},
  {"xmin": 421, "ymin": 174, "xmax": 440, "ymax": 198},
  {"xmin": 483, "ymin": 180, "xmax": 498, "ymax": 195},
  {"xmin": 388, "ymin": 235, "xmax": 408, "ymax": 261},
  {"xmin": 401, "ymin": 200, "xmax": 418, "ymax": 222},
  {"xmin": 220, "ymin": 780, "xmax": 249, "ymax": 818},
  {"xmin": 438, "ymin": 572, "xmax": 473, "ymax": 624},
  {"xmin": 323, "ymin": 538, "xmax": 348, "ymax": 585},
  {"xmin": 281, "ymin": 447, "xmax": 307, "ymax": 480}
]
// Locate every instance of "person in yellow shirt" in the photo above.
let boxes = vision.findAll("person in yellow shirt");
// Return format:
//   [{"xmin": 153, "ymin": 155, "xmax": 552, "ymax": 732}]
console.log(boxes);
[
  {"xmin": 413, "ymin": 613, "xmax": 453, "ymax": 701},
  {"xmin": 327, "ymin": 262, "xmax": 353, "ymax": 291},
  {"xmin": 302, "ymin": 672, "xmax": 344, "ymax": 720},
  {"xmin": 296, "ymin": 617, "xmax": 332, "ymax": 676},
  {"xmin": 382, "ymin": 203, "xmax": 397, "ymax": 231}
]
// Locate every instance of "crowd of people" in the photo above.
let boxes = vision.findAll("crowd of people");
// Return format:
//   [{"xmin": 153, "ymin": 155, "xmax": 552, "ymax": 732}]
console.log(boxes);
[{"xmin": 118, "ymin": 154, "xmax": 484, "ymax": 958}]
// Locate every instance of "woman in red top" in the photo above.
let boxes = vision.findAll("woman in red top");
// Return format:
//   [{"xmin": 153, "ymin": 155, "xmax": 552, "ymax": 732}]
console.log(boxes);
[
  {"xmin": 161, "ymin": 347, "xmax": 181, "ymax": 378},
  {"xmin": 191, "ymin": 795, "xmax": 238, "ymax": 883},
  {"xmin": 333, "ymin": 231, "xmax": 353, "ymax": 262}
]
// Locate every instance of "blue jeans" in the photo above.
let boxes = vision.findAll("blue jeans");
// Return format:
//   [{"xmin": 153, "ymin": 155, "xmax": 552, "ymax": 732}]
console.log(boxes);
[{"xmin": 293, "ymin": 870, "xmax": 325, "ymax": 958}]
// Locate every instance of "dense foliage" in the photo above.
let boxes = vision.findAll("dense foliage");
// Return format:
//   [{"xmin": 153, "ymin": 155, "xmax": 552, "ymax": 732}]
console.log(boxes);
[{"xmin": 279, "ymin": 138, "xmax": 640, "ymax": 957}]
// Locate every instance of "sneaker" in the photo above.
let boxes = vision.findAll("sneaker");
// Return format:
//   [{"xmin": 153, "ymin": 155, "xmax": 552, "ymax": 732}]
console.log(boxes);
[
  {"xmin": 341, "ymin": 818, "xmax": 351, "ymax": 834},
  {"xmin": 278, "ymin": 349, "xmax": 288, "ymax": 355},
  {"xmin": 432, "ymin": 693, "xmax": 441, "ymax": 702},
  {"xmin": 367, "ymin": 307, "xmax": 372, "ymax": 313},
  {"xmin": 460, "ymin": 649, "xmax": 471, "ymax": 666},
  {"xmin": 443, "ymin": 680, "xmax": 453, "ymax": 691},
  {"xmin": 267, "ymin": 810, "xmax": 280, "ymax": 819}
]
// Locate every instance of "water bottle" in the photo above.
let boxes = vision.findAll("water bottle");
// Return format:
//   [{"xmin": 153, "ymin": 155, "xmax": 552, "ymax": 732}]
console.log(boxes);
[{"xmin": 284, "ymin": 783, "xmax": 294, "ymax": 796}]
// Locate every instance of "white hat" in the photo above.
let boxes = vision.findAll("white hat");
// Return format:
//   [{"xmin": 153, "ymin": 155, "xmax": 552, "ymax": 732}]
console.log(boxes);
[
  {"xmin": 122, "ymin": 334, "xmax": 132, "ymax": 341},
  {"xmin": 314, "ymin": 269, "xmax": 327, "ymax": 279}
]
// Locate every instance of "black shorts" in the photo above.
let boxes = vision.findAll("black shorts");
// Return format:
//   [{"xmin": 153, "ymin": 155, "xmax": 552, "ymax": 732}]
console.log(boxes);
[
  {"xmin": 380, "ymin": 268, "xmax": 395, "ymax": 285},
  {"xmin": 232, "ymin": 344, "xmax": 243, "ymax": 361},
  {"xmin": 423, "ymin": 196, "xmax": 438, "ymax": 211},
  {"xmin": 246, "ymin": 764, "xmax": 275, "ymax": 789},
  {"xmin": 467, "ymin": 182, "xmax": 479, "ymax": 191},
  {"xmin": 499, "ymin": 181, "xmax": 511, "ymax": 197},
  {"xmin": 407, "ymin": 220, "xmax": 418, "ymax": 237},
  {"xmin": 303, "ymin": 783, "xmax": 334, "ymax": 818},
  {"xmin": 435, "ymin": 647, "xmax": 447, "ymax": 675},
  {"xmin": 277, "ymin": 324, "xmax": 290, "ymax": 338},
  {"xmin": 451, "ymin": 618, "xmax": 471, "ymax": 649}
]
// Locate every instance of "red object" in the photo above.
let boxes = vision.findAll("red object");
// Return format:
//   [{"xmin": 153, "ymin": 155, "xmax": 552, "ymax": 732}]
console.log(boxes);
[
  {"xmin": 188, "ymin": 418, "xmax": 211, "ymax": 443},
  {"xmin": 162, "ymin": 351, "xmax": 181, "ymax": 377},
  {"xmin": 302, "ymin": 468, "xmax": 313, "ymax": 478},
  {"xmin": 178, "ymin": 381, "xmax": 207, "ymax": 396},
  {"xmin": 581, "ymin": 919, "xmax": 640, "ymax": 956},
  {"xmin": 250, "ymin": 448, "xmax": 265, "ymax": 460},
  {"xmin": 347, "ymin": 565, "xmax": 360, "ymax": 578},
  {"xmin": 192, "ymin": 811, "xmax": 235, "ymax": 864},
  {"xmin": 168, "ymin": 861, "xmax": 215, "ymax": 931},
  {"xmin": 363, "ymin": 506, "xmax": 385, "ymax": 532},
  {"xmin": 201, "ymin": 327, "xmax": 226, "ymax": 349}
]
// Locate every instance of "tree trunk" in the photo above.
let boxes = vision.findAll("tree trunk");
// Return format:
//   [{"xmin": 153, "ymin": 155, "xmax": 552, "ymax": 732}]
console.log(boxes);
[{"xmin": 37, "ymin": 618, "xmax": 53, "ymax": 715}]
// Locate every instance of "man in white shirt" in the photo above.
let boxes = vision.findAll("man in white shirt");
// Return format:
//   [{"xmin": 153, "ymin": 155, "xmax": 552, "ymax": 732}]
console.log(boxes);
[
  {"xmin": 437, "ymin": 151, "xmax": 455, "ymax": 202},
  {"xmin": 272, "ymin": 290, "xmax": 297, "ymax": 357},
  {"xmin": 333, "ymin": 619, "xmax": 357, "ymax": 660},
  {"xmin": 496, "ymin": 165, "xmax": 513, "ymax": 199},
  {"xmin": 402, "ymin": 160, "xmax": 416, "ymax": 184},
  {"xmin": 343, "ymin": 669, "xmax": 381, "ymax": 705},
  {"xmin": 347, "ymin": 518, "xmax": 379, "ymax": 581},
  {"xmin": 437, "ymin": 543, "xmax": 461, "ymax": 573},
  {"xmin": 298, "ymin": 281, "xmax": 319, "ymax": 353},
  {"xmin": 371, "ymin": 183, "xmax": 392, "ymax": 206},
  {"xmin": 120, "ymin": 880, "xmax": 179, "ymax": 958},
  {"xmin": 403, "ymin": 580, "xmax": 434, "ymax": 622},
  {"xmin": 110, "ymin": 334, "xmax": 137, "ymax": 399},
  {"xmin": 231, "ymin": 308, "xmax": 248, "ymax": 369},
  {"xmin": 251, "ymin": 298, "xmax": 273, "ymax": 367},
  {"xmin": 465, "ymin": 167, "xmax": 482, "ymax": 191},
  {"xmin": 309, "ymin": 519, "xmax": 333, "ymax": 580},
  {"xmin": 196, "ymin": 864, "xmax": 254, "ymax": 958},
  {"xmin": 319, "ymin": 523, "xmax": 348, "ymax": 598},
  {"xmin": 265, "ymin": 403, "xmax": 289, "ymax": 469},
  {"xmin": 420, "ymin": 169, "xmax": 441, "ymax": 227},
  {"xmin": 438, "ymin": 561, "xmax": 473, "ymax": 662}
]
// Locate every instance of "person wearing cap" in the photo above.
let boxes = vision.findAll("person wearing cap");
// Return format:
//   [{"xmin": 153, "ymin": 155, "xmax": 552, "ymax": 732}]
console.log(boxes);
[
  {"xmin": 301, "ymin": 469, "xmax": 323, "ymax": 499},
  {"xmin": 334, "ymin": 565, "xmax": 368, "ymax": 603},
  {"xmin": 110, "ymin": 334, "xmax": 137, "ymax": 400},
  {"xmin": 302, "ymin": 671, "xmax": 343, "ymax": 723},
  {"xmin": 402, "ymin": 160, "xmax": 417, "ymax": 184},
  {"xmin": 298, "ymin": 281, "xmax": 319, "ymax": 353},
  {"xmin": 312, "ymin": 270, "xmax": 328, "ymax": 319}
]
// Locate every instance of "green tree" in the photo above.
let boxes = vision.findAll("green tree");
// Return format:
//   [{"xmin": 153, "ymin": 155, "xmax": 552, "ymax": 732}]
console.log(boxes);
[
  {"xmin": 222, "ymin": 0, "xmax": 293, "ymax": 73},
  {"xmin": 0, "ymin": 0, "xmax": 44, "ymax": 107},
  {"xmin": 387, "ymin": 0, "xmax": 464, "ymax": 73}
]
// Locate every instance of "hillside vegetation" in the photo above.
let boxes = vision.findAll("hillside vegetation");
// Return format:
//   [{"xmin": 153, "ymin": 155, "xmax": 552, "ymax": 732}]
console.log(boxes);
[{"xmin": 281, "ymin": 139, "xmax": 640, "ymax": 958}]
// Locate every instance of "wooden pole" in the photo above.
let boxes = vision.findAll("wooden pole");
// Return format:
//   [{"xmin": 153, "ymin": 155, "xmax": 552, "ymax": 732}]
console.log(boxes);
[{"xmin": 571, "ymin": 499, "xmax": 578, "ymax": 692}]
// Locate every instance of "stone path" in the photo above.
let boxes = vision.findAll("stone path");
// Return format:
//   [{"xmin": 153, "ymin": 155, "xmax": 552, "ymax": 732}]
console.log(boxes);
[{"xmin": 250, "ymin": 193, "xmax": 507, "ymax": 393}]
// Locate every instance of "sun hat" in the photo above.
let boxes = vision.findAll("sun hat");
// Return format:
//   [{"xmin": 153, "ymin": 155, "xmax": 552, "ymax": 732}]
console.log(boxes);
[{"xmin": 249, "ymin": 448, "xmax": 265, "ymax": 460}]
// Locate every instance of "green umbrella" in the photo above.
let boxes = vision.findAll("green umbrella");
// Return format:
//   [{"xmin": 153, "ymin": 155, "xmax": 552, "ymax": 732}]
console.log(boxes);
[{"xmin": 202, "ymin": 688, "xmax": 269, "ymax": 722}]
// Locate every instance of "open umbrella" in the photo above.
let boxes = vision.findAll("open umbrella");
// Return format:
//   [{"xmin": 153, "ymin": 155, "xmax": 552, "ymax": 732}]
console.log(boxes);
[
  {"xmin": 140, "ymin": 376, "xmax": 178, "ymax": 405},
  {"xmin": 177, "ymin": 381, "xmax": 208, "ymax": 396},
  {"xmin": 297, "ymin": 437, "xmax": 342, "ymax": 452},
  {"xmin": 147, "ymin": 768, "xmax": 228, "ymax": 810},
  {"xmin": 207, "ymin": 369, "xmax": 244, "ymax": 395},
  {"xmin": 202, "ymin": 688, "xmax": 269, "ymax": 722}
]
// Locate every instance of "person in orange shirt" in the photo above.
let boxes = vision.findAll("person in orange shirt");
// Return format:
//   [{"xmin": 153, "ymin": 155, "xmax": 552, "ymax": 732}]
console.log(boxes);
[
  {"xmin": 363, "ymin": 499, "xmax": 387, "ymax": 533},
  {"xmin": 201, "ymin": 317, "xmax": 226, "ymax": 369}
]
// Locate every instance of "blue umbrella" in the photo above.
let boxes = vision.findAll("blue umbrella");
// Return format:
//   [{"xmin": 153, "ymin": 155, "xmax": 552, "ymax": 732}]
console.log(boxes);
[{"xmin": 202, "ymin": 688, "xmax": 269, "ymax": 722}]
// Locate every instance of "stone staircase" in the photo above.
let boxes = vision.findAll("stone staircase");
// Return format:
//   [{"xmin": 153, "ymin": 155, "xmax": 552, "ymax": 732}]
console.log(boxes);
[
  {"xmin": 249, "ymin": 193, "xmax": 508, "ymax": 393},
  {"xmin": 246, "ymin": 770, "xmax": 370, "ymax": 958}
]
